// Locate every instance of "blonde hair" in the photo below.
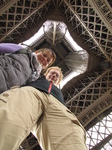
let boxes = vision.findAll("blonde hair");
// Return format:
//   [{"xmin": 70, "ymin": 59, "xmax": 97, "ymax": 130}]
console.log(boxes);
[
  {"xmin": 35, "ymin": 48, "xmax": 56, "ymax": 67},
  {"xmin": 44, "ymin": 66, "xmax": 63, "ymax": 84}
]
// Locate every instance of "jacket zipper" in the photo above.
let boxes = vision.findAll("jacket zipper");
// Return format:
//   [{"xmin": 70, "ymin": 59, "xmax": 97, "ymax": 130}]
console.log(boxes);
[{"xmin": 48, "ymin": 82, "xmax": 52, "ymax": 93}]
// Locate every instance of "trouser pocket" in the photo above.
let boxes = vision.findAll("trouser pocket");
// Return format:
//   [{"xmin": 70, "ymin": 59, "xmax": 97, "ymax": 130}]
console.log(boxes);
[{"xmin": 0, "ymin": 87, "xmax": 20, "ymax": 103}]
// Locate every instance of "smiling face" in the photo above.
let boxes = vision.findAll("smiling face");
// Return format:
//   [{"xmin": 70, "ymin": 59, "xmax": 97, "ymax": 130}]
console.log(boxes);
[
  {"xmin": 36, "ymin": 50, "xmax": 53, "ymax": 69},
  {"xmin": 45, "ymin": 68, "xmax": 61, "ymax": 86}
]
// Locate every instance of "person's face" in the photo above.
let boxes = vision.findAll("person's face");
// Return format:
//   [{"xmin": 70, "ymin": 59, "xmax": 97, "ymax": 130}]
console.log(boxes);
[
  {"xmin": 36, "ymin": 50, "xmax": 53, "ymax": 69},
  {"xmin": 45, "ymin": 69, "xmax": 61, "ymax": 85}
]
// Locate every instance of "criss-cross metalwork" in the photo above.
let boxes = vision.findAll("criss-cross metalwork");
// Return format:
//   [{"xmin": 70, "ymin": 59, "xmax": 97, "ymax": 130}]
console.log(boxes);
[{"xmin": 0, "ymin": 0, "xmax": 112, "ymax": 149}]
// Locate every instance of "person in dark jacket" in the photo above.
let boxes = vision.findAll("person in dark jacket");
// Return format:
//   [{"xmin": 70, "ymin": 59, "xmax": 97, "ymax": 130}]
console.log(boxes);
[
  {"xmin": 0, "ymin": 43, "xmax": 56, "ymax": 94},
  {"xmin": 0, "ymin": 66, "xmax": 87, "ymax": 150}
]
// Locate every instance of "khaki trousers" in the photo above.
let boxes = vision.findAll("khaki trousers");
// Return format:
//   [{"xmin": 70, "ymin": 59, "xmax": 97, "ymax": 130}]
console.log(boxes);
[{"xmin": 0, "ymin": 86, "xmax": 87, "ymax": 150}]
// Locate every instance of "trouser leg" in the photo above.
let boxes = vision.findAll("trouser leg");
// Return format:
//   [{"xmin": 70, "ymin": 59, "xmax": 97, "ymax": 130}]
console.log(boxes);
[
  {"xmin": 35, "ymin": 94, "xmax": 87, "ymax": 150},
  {"xmin": 0, "ymin": 87, "xmax": 45, "ymax": 150}
]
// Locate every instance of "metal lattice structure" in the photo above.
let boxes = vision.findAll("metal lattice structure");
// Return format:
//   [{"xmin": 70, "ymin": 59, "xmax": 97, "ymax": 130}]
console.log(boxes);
[{"xmin": 0, "ymin": 0, "xmax": 112, "ymax": 150}]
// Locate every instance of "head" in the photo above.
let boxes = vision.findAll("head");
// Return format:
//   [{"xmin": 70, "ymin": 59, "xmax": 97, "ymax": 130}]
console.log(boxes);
[
  {"xmin": 44, "ymin": 66, "xmax": 63, "ymax": 86},
  {"xmin": 35, "ymin": 48, "xmax": 56, "ymax": 70}
]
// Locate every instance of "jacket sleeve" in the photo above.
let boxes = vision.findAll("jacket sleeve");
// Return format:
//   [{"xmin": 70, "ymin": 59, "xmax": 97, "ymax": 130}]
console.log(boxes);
[{"xmin": 0, "ymin": 43, "xmax": 23, "ymax": 53}]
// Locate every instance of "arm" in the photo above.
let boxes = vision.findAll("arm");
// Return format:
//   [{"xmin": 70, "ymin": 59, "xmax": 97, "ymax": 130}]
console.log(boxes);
[{"xmin": 0, "ymin": 43, "xmax": 23, "ymax": 53}]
